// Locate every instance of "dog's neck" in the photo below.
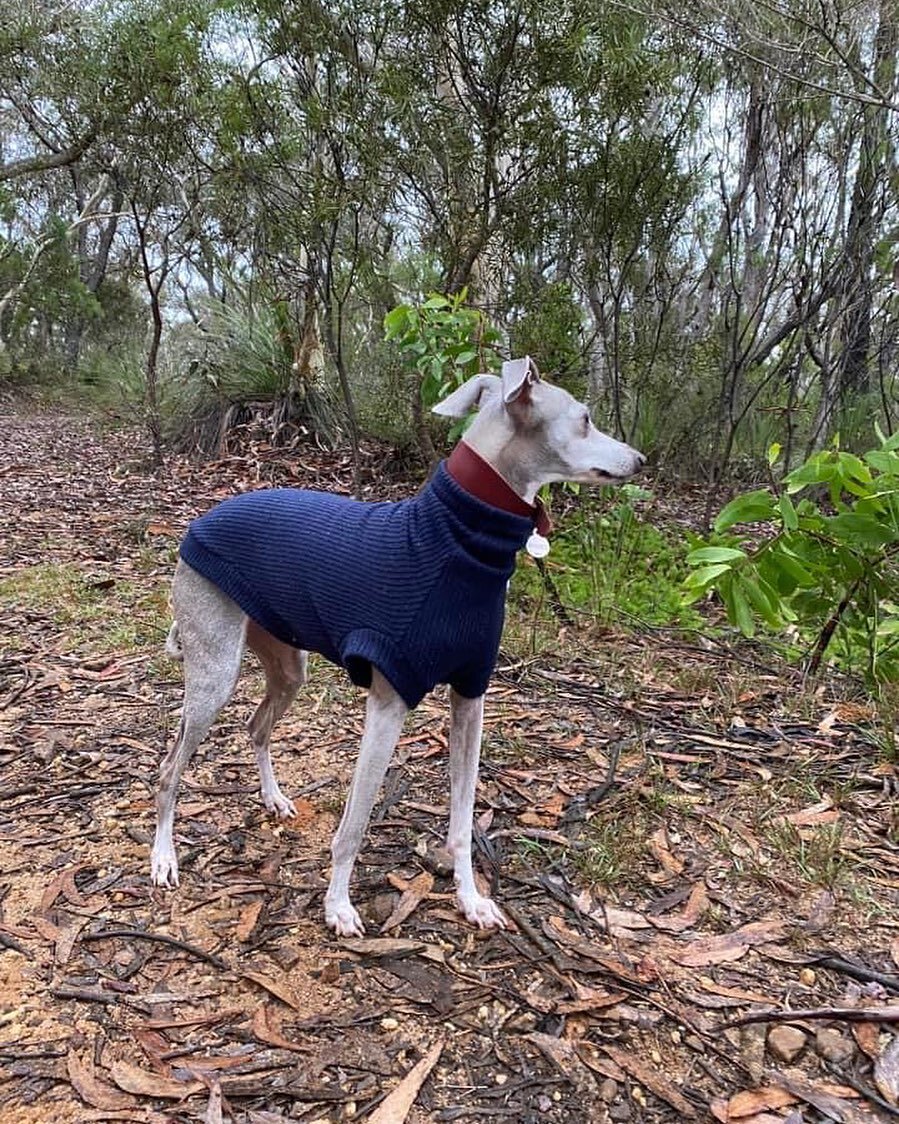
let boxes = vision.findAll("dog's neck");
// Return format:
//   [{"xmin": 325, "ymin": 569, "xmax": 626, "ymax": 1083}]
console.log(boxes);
[{"xmin": 446, "ymin": 441, "xmax": 552, "ymax": 536}]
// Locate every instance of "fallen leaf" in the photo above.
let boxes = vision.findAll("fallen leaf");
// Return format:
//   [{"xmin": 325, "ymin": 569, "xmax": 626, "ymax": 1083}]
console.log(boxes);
[
  {"xmin": 204, "ymin": 1082, "xmax": 223, "ymax": 1124},
  {"xmin": 109, "ymin": 1060, "xmax": 202, "ymax": 1100},
  {"xmin": 381, "ymin": 871, "xmax": 434, "ymax": 933},
  {"xmin": 366, "ymin": 1037, "xmax": 444, "ymax": 1123},
  {"xmin": 243, "ymin": 969, "xmax": 301, "ymax": 1010},
  {"xmin": 778, "ymin": 798, "xmax": 839, "ymax": 827},
  {"xmin": 852, "ymin": 1021, "xmax": 881, "ymax": 1059},
  {"xmin": 55, "ymin": 914, "xmax": 90, "ymax": 965},
  {"xmin": 339, "ymin": 937, "xmax": 427, "ymax": 958},
  {"xmin": 652, "ymin": 880, "xmax": 708, "ymax": 932},
  {"xmin": 67, "ymin": 1051, "xmax": 135, "ymax": 1110},
  {"xmin": 767, "ymin": 1068, "xmax": 868, "ymax": 1123},
  {"xmin": 673, "ymin": 920, "xmax": 785, "ymax": 967},
  {"xmin": 647, "ymin": 827, "xmax": 685, "ymax": 876},
  {"xmin": 40, "ymin": 863, "xmax": 90, "ymax": 912},
  {"xmin": 252, "ymin": 1004, "xmax": 313, "ymax": 1053},
  {"xmin": 875, "ymin": 1034, "xmax": 899, "ymax": 1105},
  {"xmin": 236, "ymin": 900, "xmax": 264, "ymax": 942},
  {"xmin": 603, "ymin": 1044, "xmax": 697, "ymax": 1117}
]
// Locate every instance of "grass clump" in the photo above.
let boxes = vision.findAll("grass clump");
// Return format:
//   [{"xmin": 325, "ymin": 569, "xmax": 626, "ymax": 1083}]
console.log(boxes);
[{"xmin": 0, "ymin": 562, "xmax": 168, "ymax": 654}]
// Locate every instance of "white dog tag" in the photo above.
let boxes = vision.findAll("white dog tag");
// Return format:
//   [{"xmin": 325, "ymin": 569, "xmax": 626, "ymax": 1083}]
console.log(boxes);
[{"xmin": 526, "ymin": 532, "xmax": 550, "ymax": 558}]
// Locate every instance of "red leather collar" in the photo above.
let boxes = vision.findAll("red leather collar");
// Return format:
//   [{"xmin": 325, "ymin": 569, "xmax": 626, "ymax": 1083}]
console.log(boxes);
[{"xmin": 446, "ymin": 441, "xmax": 552, "ymax": 537}]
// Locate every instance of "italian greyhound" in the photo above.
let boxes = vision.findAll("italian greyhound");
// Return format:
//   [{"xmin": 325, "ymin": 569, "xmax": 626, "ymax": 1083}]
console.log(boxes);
[{"xmin": 150, "ymin": 358, "xmax": 645, "ymax": 936}]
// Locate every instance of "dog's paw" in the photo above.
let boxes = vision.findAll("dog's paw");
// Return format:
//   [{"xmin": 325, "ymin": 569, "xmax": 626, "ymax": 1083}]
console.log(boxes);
[
  {"xmin": 458, "ymin": 892, "xmax": 507, "ymax": 930},
  {"xmin": 261, "ymin": 785, "xmax": 297, "ymax": 819},
  {"xmin": 325, "ymin": 899, "xmax": 366, "ymax": 938},
  {"xmin": 150, "ymin": 846, "xmax": 180, "ymax": 888}
]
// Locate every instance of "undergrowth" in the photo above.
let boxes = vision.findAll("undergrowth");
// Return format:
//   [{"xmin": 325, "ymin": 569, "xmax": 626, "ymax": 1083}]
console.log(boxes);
[
  {"xmin": 0, "ymin": 562, "xmax": 168, "ymax": 654},
  {"xmin": 511, "ymin": 483, "xmax": 699, "ymax": 629}
]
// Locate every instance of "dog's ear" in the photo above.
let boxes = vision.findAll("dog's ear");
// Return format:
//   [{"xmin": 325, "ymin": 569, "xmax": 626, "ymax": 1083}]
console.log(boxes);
[
  {"xmin": 432, "ymin": 373, "xmax": 501, "ymax": 417},
  {"xmin": 501, "ymin": 356, "xmax": 541, "ymax": 405}
]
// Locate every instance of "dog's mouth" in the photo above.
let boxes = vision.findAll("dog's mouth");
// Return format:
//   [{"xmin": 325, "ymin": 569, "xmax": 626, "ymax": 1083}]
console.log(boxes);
[
  {"xmin": 589, "ymin": 456, "xmax": 646, "ymax": 483},
  {"xmin": 590, "ymin": 467, "xmax": 639, "ymax": 483}
]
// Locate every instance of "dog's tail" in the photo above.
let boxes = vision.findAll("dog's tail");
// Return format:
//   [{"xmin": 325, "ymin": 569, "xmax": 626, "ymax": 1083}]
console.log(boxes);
[{"xmin": 165, "ymin": 622, "xmax": 184, "ymax": 661}]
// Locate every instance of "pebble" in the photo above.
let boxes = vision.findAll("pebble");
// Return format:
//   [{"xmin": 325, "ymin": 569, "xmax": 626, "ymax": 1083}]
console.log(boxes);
[
  {"xmin": 609, "ymin": 1102, "xmax": 631, "ymax": 1121},
  {"xmin": 380, "ymin": 1017, "xmax": 399, "ymax": 1032},
  {"xmin": 600, "ymin": 1078, "xmax": 618, "ymax": 1103},
  {"xmin": 816, "ymin": 1026, "xmax": 855, "ymax": 1064},
  {"xmin": 799, "ymin": 967, "xmax": 817, "ymax": 987},
  {"xmin": 767, "ymin": 1025, "xmax": 807, "ymax": 1063}
]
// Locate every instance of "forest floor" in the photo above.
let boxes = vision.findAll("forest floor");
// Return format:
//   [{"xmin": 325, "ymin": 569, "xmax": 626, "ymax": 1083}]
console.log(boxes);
[{"xmin": 2, "ymin": 397, "xmax": 899, "ymax": 1124}]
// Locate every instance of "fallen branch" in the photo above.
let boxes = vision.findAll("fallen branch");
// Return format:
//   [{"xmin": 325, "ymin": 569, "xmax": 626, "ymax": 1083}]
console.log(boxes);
[
  {"xmin": 79, "ymin": 928, "xmax": 229, "ymax": 969},
  {"xmin": 719, "ymin": 1004, "xmax": 899, "ymax": 1030}
]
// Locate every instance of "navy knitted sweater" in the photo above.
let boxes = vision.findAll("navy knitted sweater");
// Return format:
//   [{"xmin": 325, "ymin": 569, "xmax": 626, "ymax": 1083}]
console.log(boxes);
[{"xmin": 179, "ymin": 461, "xmax": 534, "ymax": 708}]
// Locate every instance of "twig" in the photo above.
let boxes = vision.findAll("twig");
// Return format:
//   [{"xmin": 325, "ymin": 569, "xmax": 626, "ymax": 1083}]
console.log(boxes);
[
  {"xmin": 0, "ymin": 930, "xmax": 32, "ymax": 958},
  {"xmin": 812, "ymin": 954, "xmax": 899, "ymax": 994},
  {"xmin": 822, "ymin": 1062, "xmax": 899, "ymax": 1118},
  {"xmin": 535, "ymin": 557, "xmax": 573, "ymax": 627},
  {"xmin": 79, "ymin": 928, "xmax": 229, "ymax": 969},
  {"xmin": 719, "ymin": 1004, "xmax": 899, "ymax": 1030}
]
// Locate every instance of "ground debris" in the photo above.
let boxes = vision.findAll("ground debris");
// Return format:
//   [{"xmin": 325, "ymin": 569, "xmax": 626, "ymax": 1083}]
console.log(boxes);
[{"xmin": 3, "ymin": 404, "xmax": 899, "ymax": 1122}]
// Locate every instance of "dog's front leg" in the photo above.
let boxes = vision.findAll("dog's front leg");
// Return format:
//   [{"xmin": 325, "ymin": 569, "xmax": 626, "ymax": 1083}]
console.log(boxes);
[
  {"xmin": 324, "ymin": 669, "xmax": 407, "ymax": 937},
  {"xmin": 447, "ymin": 690, "xmax": 507, "ymax": 930}
]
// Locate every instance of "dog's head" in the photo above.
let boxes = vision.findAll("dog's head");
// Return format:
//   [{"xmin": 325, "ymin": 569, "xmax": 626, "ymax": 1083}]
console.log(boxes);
[{"xmin": 433, "ymin": 357, "xmax": 645, "ymax": 486}]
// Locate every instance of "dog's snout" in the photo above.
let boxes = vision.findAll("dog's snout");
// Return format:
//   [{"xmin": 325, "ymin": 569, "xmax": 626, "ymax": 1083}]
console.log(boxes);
[{"xmin": 635, "ymin": 451, "xmax": 647, "ymax": 468}]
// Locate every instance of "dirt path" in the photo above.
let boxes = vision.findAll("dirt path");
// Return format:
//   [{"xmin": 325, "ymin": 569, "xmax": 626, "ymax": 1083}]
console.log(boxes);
[{"xmin": 2, "ymin": 402, "xmax": 898, "ymax": 1123}]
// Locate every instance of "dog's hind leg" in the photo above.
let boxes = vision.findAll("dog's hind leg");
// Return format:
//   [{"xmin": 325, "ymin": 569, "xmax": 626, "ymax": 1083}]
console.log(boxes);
[
  {"xmin": 245, "ymin": 622, "xmax": 307, "ymax": 818},
  {"xmin": 151, "ymin": 563, "xmax": 247, "ymax": 887}
]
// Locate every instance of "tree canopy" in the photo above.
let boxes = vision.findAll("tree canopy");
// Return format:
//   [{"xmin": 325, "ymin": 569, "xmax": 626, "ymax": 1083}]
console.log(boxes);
[{"xmin": 1, "ymin": 0, "xmax": 896, "ymax": 479}]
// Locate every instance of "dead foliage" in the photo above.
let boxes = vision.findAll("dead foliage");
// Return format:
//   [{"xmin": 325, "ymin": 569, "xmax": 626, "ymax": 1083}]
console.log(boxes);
[{"xmin": 2, "ymin": 404, "xmax": 899, "ymax": 1123}]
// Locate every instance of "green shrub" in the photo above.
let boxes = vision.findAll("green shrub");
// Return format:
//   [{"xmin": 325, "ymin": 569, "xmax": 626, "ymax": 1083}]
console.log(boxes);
[{"xmin": 684, "ymin": 431, "xmax": 899, "ymax": 682}]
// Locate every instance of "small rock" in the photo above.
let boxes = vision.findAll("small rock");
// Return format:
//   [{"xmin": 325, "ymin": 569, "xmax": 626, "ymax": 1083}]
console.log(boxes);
[
  {"xmin": 608, "ymin": 1102, "xmax": 632, "ymax": 1122},
  {"xmin": 799, "ymin": 967, "xmax": 817, "ymax": 987},
  {"xmin": 815, "ymin": 1026, "xmax": 854, "ymax": 1065},
  {"xmin": 599, "ymin": 1078, "xmax": 618, "ymax": 1103},
  {"xmin": 365, "ymin": 893, "xmax": 399, "ymax": 925},
  {"xmin": 767, "ymin": 1025, "xmax": 807, "ymax": 1063}
]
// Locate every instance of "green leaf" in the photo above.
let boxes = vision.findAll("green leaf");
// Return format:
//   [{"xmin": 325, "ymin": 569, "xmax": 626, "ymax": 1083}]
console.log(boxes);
[
  {"xmin": 683, "ymin": 562, "xmax": 732, "ymax": 589},
  {"xmin": 767, "ymin": 442, "xmax": 781, "ymax": 467},
  {"xmin": 827, "ymin": 512, "xmax": 898, "ymax": 548},
  {"xmin": 778, "ymin": 493, "xmax": 798, "ymax": 530},
  {"xmin": 739, "ymin": 576, "xmax": 777, "ymax": 627},
  {"xmin": 713, "ymin": 490, "xmax": 775, "ymax": 531},
  {"xmin": 725, "ymin": 579, "xmax": 755, "ymax": 636},
  {"xmin": 864, "ymin": 449, "xmax": 899, "ymax": 476},
  {"xmin": 687, "ymin": 545, "xmax": 747, "ymax": 565}
]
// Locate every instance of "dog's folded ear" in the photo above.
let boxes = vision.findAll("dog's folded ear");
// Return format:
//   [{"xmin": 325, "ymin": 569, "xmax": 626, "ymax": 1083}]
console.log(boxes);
[
  {"xmin": 501, "ymin": 356, "xmax": 541, "ymax": 405},
  {"xmin": 432, "ymin": 373, "xmax": 502, "ymax": 417}
]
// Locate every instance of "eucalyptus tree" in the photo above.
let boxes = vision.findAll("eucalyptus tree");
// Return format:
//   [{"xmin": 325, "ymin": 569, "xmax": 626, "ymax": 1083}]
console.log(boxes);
[{"xmin": 625, "ymin": 0, "xmax": 899, "ymax": 484}]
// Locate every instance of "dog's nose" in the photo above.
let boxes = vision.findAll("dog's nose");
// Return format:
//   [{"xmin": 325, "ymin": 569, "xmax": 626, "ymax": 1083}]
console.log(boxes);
[{"xmin": 635, "ymin": 451, "xmax": 647, "ymax": 468}]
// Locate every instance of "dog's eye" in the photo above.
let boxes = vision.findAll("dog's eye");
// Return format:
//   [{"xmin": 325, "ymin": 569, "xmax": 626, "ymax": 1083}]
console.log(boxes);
[{"xmin": 581, "ymin": 414, "xmax": 591, "ymax": 435}]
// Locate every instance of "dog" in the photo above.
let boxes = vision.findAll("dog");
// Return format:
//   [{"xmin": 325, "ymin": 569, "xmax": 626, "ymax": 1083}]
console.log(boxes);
[{"xmin": 150, "ymin": 357, "xmax": 645, "ymax": 936}]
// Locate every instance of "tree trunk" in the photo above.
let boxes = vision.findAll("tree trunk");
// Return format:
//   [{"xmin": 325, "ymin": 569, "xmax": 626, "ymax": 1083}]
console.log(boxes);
[{"xmin": 835, "ymin": 0, "xmax": 897, "ymax": 404}]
